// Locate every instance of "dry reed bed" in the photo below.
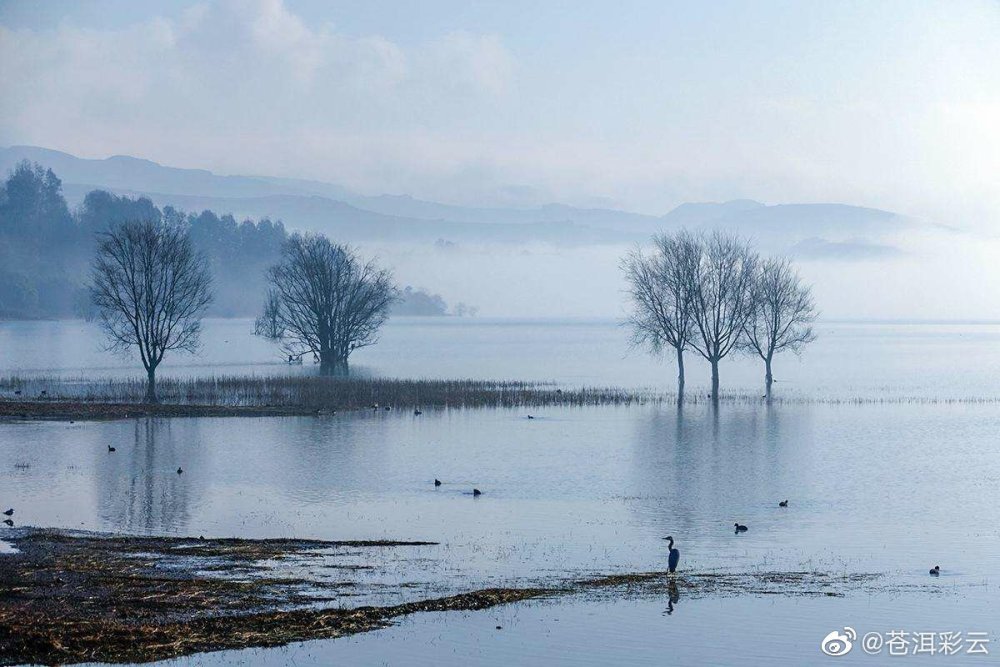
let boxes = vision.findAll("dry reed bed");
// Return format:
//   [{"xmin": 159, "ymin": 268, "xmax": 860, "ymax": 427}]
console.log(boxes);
[
  {"xmin": 0, "ymin": 375, "xmax": 653, "ymax": 410},
  {"xmin": 3, "ymin": 374, "xmax": 1000, "ymax": 414}
]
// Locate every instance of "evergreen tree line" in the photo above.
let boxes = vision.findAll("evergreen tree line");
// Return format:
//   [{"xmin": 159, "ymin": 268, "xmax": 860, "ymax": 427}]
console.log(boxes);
[{"xmin": 0, "ymin": 160, "xmax": 287, "ymax": 318}]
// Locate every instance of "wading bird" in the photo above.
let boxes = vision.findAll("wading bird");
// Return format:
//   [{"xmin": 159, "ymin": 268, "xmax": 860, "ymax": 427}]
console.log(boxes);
[
  {"xmin": 663, "ymin": 535, "xmax": 680, "ymax": 573},
  {"xmin": 2, "ymin": 508, "xmax": 12, "ymax": 516}
]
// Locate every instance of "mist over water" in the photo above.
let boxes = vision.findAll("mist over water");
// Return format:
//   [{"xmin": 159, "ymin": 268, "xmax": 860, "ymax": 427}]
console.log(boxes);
[
  {"xmin": 4, "ymin": 2, "xmax": 1000, "ymax": 664},
  {"xmin": 4, "ymin": 317, "xmax": 1000, "ymax": 402}
]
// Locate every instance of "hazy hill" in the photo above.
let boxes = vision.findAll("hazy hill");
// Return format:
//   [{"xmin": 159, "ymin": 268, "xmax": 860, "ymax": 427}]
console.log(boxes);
[{"xmin": 2, "ymin": 145, "xmax": 915, "ymax": 250}]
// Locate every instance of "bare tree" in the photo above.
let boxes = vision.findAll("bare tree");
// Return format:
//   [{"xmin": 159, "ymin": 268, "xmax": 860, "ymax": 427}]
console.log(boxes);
[
  {"xmin": 687, "ymin": 231, "xmax": 758, "ymax": 402},
  {"xmin": 90, "ymin": 220, "xmax": 212, "ymax": 403},
  {"xmin": 622, "ymin": 231, "xmax": 699, "ymax": 402},
  {"xmin": 257, "ymin": 233, "xmax": 396, "ymax": 375},
  {"xmin": 744, "ymin": 257, "xmax": 817, "ymax": 401}
]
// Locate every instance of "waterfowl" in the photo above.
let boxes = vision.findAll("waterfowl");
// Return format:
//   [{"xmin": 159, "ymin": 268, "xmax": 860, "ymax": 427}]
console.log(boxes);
[
  {"xmin": 664, "ymin": 535, "xmax": 680, "ymax": 573},
  {"xmin": 779, "ymin": 500, "xmax": 788, "ymax": 507},
  {"xmin": 527, "ymin": 415, "xmax": 535, "ymax": 420},
  {"xmin": 414, "ymin": 409, "xmax": 423, "ymax": 416},
  {"xmin": 177, "ymin": 467, "xmax": 184, "ymax": 475},
  {"xmin": 930, "ymin": 565, "xmax": 940, "ymax": 576},
  {"xmin": 13, "ymin": 390, "xmax": 20, "ymax": 396},
  {"xmin": 108, "ymin": 445, "xmax": 116, "ymax": 452},
  {"xmin": 40, "ymin": 390, "xmax": 47, "ymax": 396},
  {"xmin": 2, "ymin": 519, "xmax": 12, "ymax": 527},
  {"xmin": 473, "ymin": 488, "xmax": 482, "ymax": 496},
  {"xmin": 434, "ymin": 479, "xmax": 442, "ymax": 486},
  {"xmin": 734, "ymin": 523, "xmax": 748, "ymax": 532},
  {"xmin": 3, "ymin": 508, "xmax": 12, "ymax": 516}
]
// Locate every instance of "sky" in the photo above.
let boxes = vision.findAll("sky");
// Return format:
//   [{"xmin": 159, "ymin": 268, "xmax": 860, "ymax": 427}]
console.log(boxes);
[{"xmin": 2, "ymin": 0, "xmax": 1000, "ymax": 226}]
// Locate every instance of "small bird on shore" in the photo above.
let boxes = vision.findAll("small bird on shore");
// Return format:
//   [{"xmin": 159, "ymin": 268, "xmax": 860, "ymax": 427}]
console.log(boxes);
[
  {"xmin": 384, "ymin": 406, "xmax": 392, "ymax": 411},
  {"xmin": 434, "ymin": 479, "xmax": 442, "ymax": 486},
  {"xmin": 39, "ymin": 390, "xmax": 47, "ymax": 397},
  {"xmin": 176, "ymin": 467, "xmax": 184, "ymax": 475},
  {"xmin": 13, "ymin": 390, "xmax": 21, "ymax": 396},
  {"xmin": 473, "ymin": 488, "xmax": 482, "ymax": 496},
  {"xmin": 108, "ymin": 445, "xmax": 116, "ymax": 453},
  {"xmin": 930, "ymin": 565, "xmax": 941, "ymax": 576},
  {"xmin": 3, "ymin": 508, "xmax": 12, "ymax": 516},
  {"xmin": 779, "ymin": 500, "xmax": 788, "ymax": 507},
  {"xmin": 734, "ymin": 523, "xmax": 748, "ymax": 532},
  {"xmin": 663, "ymin": 535, "xmax": 680, "ymax": 573},
  {"xmin": 527, "ymin": 415, "xmax": 535, "ymax": 420},
  {"xmin": 2, "ymin": 519, "xmax": 12, "ymax": 527}
]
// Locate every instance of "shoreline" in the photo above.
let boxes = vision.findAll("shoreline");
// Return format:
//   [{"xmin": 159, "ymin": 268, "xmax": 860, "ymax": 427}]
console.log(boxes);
[
  {"xmin": 0, "ymin": 528, "xmax": 921, "ymax": 666},
  {"xmin": 0, "ymin": 400, "xmax": 333, "ymax": 422}
]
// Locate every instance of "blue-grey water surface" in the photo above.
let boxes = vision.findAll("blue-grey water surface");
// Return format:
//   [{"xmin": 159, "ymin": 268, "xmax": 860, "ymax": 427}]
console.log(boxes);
[{"xmin": 2, "ymin": 318, "xmax": 999, "ymax": 665}]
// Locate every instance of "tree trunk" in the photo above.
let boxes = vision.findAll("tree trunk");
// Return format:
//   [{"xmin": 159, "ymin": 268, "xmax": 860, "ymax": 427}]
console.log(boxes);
[
  {"xmin": 145, "ymin": 367, "xmax": 158, "ymax": 404},
  {"xmin": 319, "ymin": 349, "xmax": 349, "ymax": 376},
  {"xmin": 764, "ymin": 355, "xmax": 773, "ymax": 403},
  {"xmin": 675, "ymin": 346, "xmax": 685, "ymax": 405},
  {"xmin": 710, "ymin": 358, "xmax": 720, "ymax": 404}
]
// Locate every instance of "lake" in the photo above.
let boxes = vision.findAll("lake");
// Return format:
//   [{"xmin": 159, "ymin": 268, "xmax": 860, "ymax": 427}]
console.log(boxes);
[
  {"xmin": 2, "ymin": 318, "xmax": 1000, "ymax": 664},
  {"xmin": 4, "ymin": 317, "xmax": 1000, "ymax": 400}
]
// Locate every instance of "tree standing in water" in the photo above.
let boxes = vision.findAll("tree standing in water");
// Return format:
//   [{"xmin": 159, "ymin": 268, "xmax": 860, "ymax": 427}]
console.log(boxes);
[
  {"xmin": 256, "ymin": 233, "xmax": 396, "ymax": 375},
  {"xmin": 622, "ymin": 231, "xmax": 699, "ymax": 403},
  {"xmin": 687, "ymin": 231, "xmax": 758, "ymax": 403},
  {"xmin": 90, "ymin": 220, "xmax": 212, "ymax": 403},
  {"xmin": 744, "ymin": 257, "xmax": 817, "ymax": 402}
]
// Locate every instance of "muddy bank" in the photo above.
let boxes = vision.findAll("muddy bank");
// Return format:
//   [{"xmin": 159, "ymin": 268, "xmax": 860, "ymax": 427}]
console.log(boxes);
[{"xmin": 0, "ymin": 528, "xmax": 922, "ymax": 665}]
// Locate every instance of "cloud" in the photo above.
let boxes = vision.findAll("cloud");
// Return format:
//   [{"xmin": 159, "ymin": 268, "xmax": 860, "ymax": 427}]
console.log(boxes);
[
  {"xmin": 0, "ymin": 0, "xmax": 515, "ymax": 191},
  {"xmin": 2, "ymin": 0, "xmax": 1000, "ymax": 222}
]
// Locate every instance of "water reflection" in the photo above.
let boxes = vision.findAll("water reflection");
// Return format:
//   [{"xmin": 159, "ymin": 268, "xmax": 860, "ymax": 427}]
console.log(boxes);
[
  {"xmin": 2, "ymin": 403, "xmax": 999, "ymax": 585},
  {"xmin": 664, "ymin": 578, "xmax": 680, "ymax": 616},
  {"xmin": 97, "ymin": 419, "xmax": 195, "ymax": 533}
]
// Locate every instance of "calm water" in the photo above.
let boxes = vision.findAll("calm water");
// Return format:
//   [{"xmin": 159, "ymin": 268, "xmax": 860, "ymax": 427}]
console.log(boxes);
[
  {"xmin": 3, "ymin": 319, "xmax": 1000, "ymax": 664},
  {"xmin": 4, "ymin": 317, "xmax": 1000, "ymax": 399}
]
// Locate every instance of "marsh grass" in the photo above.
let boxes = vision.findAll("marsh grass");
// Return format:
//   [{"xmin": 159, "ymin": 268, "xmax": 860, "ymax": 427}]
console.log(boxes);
[
  {"xmin": 2, "ymin": 374, "xmax": 1000, "ymax": 410},
  {"xmin": 0, "ymin": 375, "xmax": 655, "ymax": 409}
]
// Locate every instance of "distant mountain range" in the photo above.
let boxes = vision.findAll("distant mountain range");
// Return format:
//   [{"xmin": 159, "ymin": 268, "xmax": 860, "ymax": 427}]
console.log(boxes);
[{"xmin": 0, "ymin": 145, "xmax": 917, "ymax": 254}]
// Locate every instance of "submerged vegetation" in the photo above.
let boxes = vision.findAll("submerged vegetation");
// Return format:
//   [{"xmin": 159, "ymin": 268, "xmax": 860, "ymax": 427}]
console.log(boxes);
[
  {"xmin": 2, "ymin": 374, "xmax": 1000, "ymax": 421},
  {"xmin": 0, "ymin": 528, "xmax": 914, "ymax": 665}
]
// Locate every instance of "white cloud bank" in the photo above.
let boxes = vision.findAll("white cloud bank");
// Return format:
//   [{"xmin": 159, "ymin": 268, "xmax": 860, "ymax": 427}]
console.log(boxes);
[{"xmin": 1, "ymin": 0, "xmax": 1000, "ymax": 223}]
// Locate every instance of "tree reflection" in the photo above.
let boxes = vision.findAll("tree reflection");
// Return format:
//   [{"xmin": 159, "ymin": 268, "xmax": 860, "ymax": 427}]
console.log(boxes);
[{"xmin": 97, "ymin": 418, "xmax": 192, "ymax": 533}]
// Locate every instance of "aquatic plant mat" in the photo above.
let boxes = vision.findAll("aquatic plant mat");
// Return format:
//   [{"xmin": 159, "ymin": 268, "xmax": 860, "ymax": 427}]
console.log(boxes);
[{"xmin": 0, "ymin": 528, "xmax": 933, "ymax": 665}]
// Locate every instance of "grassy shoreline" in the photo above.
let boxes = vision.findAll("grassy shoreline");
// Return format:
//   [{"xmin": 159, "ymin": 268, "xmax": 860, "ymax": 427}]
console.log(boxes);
[
  {"xmin": 0, "ymin": 528, "xmax": 908, "ymax": 665},
  {"xmin": 3, "ymin": 373, "xmax": 1000, "ymax": 423},
  {"xmin": 0, "ymin": 375, "xmax": 658, "ymax": 421}
]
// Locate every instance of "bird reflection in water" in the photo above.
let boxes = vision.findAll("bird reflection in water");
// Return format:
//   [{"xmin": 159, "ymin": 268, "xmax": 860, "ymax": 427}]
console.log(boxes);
[{"xmin": 664, "ymin": 579, "xmax": 680, "ymax": 616}]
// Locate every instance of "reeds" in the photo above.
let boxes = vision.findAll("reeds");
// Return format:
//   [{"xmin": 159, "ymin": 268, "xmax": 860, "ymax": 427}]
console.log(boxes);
[
  {"xmin": 0, "ymin": 375, "xmax": 656, "ymax": 409},
  {"xmin": 3, "ymin": 374, "xmax": 1000, "ymax": 409}
]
